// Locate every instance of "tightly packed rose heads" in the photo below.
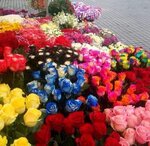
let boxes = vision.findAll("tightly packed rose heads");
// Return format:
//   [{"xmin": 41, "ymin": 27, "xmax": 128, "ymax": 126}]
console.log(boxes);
[
  {"xmin": 0, "ymin": 84, "xmax": 42, "ymax": 145},
  {"xmin": 105, "ymin": 100, "xmax": 150, "ymax": 145},
  {"xmin": 0, "ymin": 5, "xmax": 150, "ymax": 146}
]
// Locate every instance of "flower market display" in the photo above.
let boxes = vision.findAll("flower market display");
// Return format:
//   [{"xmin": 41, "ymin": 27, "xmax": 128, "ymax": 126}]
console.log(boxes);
[{"xmin": 0, "ymin": 1, "xmax": 150, "ymax": 146}]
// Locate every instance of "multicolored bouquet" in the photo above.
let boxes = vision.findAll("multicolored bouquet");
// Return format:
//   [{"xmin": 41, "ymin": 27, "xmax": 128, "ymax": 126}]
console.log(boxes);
[{"xmin": 111, "ymin": 46, "xmax": 150, "ymax": 70}]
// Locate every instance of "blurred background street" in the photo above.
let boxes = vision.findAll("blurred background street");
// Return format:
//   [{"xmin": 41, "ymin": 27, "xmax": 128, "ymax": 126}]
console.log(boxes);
[{"xmin": 0, "ymin": 0, "xmax": 150, "ymax": 50}]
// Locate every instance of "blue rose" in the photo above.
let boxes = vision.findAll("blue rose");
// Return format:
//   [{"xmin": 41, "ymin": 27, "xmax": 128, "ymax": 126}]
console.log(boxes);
[
  {"xmin": 76, "ymin": 69, "xmax": 85, "ymax": 78},
  {"xmin": 59, "ymin": 78, "xmax": 73, "ymax": 93},
  {"xmin": 47, "ymin": 66, "xmax": 57, "ymax": 76},
  {"xmin": 53, "ymin": 89, "xmax": 62, "ymax": 101},
  {"xmin": 45, "ymin": 73, "xmax": 57, "ymax": 84},
  {"xmin": 73, "ymin": 83, "xmax": 81, "ymax": 94},
  {"xmin": 32, "ymin": 70, "xmax": 41, "ymax": 80},
  {"xmin": 43, "ymin": 62, "xmax": 55, "ymax": 71},
  {"xmin": 44, "ymin": 83, "xmax": 55, "ymax": 94},
  {"xmin": 30, "ymin": 88, "xmax": 39, "ymax": 94},
  {"xmin": 77, "ymin": 76, "xmax": 85, "ymax": 86},
  {"xmin": 67, "ymin": 65, "xmax": 77, "ymax": 76},
  {"xmin": 86, "ymin": 94, "xmax": 98, "ymax": 107},
  {"xmin": 46, "ymin": 102, "xmax": 58, "ymax": 114},
  {"xmin": 27, "ymin": 80, "xmax": 39, "ymax": 92},
  {"xmin": 37, "ymin": 90, "xmax": 48, "ymax": 103},
  {"xmin": 65, "ymin": 99, "xmax": 82, "ymax": 112}
]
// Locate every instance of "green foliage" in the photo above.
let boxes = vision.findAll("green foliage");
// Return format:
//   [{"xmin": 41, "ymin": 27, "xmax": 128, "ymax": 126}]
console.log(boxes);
[{"xmin": 48, "ymin": 0, "xmax": 74, "ymax": 16}]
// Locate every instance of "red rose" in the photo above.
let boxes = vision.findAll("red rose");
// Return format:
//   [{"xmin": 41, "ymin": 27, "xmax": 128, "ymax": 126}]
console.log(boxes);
[
  {"xmin": 68, "ymin": 111, "xmax": 84, "ymax": 128},
  {"xmin": 110, "ymin": 131, "xmax": 120, "ymax": 141},
  {"xmin": 89, "ymin": 111, "xmax": 106, "ymax": 123},
  {"xmin": 93, "ymin": 122, "xmax": 107, "ymax": 140},
  {"xmin": 63, "ymin": 118, "xmax": 75, "ymax": 135},
  {"xmin": 105, "ymin": 137, "xmax": 121, "ymax": 146},
  {"xmin": 76, "ymin": 134, "xmax": 95, "ymax": 146},
  {"xmin": 0, "ymin": 60, "xmax": 8, "ymax": 73},
  {"xmin": 0, "ymin": 31, "xmax": 18, "ymax": 49},
  {"xmin": 46, "ymin": 113, "xmax": 64, "ymax": 133},
  {"xmin": 54, "ymin": 35, "xmax": 71, "ymax": 48},
  {"xmin": 35, "ymin": 124, "xmax": 51, "ymax": 145},
  {"xmin": 125, "ymin": 71, "xmax": 136, "ymax": 82},
  {"xmin": 79, "ymin": 123, "xmax": 94, "ymax": 135},
  {"xmin": 3, "ymin": 46, "xmax": 12, "ymax": 59},
  {"xmin": 6, "ymin": 54, "xmax": 26, "ymax": 72}
]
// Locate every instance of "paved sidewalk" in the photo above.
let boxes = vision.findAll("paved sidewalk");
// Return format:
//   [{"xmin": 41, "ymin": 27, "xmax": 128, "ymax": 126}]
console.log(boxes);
[
  {"xmin": 0, "ymin": 0, "xmax": 150, "ymax": 50},
  {"xmin": 74, "ymin": 0, "xmax": 150, "ymax": 50},
  {"xmin": 0, "ymin": 0, "xmax": 38, "ymax": 14}
]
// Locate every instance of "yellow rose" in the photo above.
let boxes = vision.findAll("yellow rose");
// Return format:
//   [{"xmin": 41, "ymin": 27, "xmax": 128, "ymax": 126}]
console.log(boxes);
[
  {"xmin": 0, "ymin": 116, "xmax": 4, "ymax": 131},
  {"xmin": 26, "ymin": 93, "xmax": 40, "ymax": 109},
  {"xmin": 0, "ymin": 104, "xmax": 2, "ymax": 110},
  {"xmin": 23, "ymin": 108, "xmax": 42, "ymax": 127},
  {"xmin": 11, "ymin": 137, "xmax": 31, "ymax": 146},
  {"xmin": 11, "ymin": 97, "xmax": 26, "ymax": 114},
  {"xmin": 0, "ymin": 104, "xmax": 18, "ymax": 125},
  {"xmin": 0, "ymin": 135, "xmax": 7, "ymax": 146},
  {"xmin": 147, "ymin": 59, "xmax": 150, "ymax": 67},
  {"xmin": 0, "ymin": 84, "xmax": 10, "ymax": 99},
  {"xmin": 3, "ymin": 88, "xmax": 24, "ymax": 104},
  {"xmin": 111, "ymin": 60, "xmax": 117, "ymax": 68},
  {"xmin": 3, "ymin": 95, "xmax": 11, "ymax": 104},
  {"xmin": 122, "ymin": 60, "xmax": 130, "ymax": 69},
  {"xmin": 9, "ymin": 88, "xmax": 24, "ymax": 98}
]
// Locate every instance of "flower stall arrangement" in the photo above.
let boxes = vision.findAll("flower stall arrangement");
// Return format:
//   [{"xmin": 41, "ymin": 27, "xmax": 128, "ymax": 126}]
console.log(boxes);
[{"xmin": 0, "ymin": 1, "xmax": 150, "ymax": 145}]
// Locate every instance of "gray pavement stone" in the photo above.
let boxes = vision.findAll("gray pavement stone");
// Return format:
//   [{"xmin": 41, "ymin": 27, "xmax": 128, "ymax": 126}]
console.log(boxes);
[{"xmin": 0, "ymin": 0, "xmax": 38, "ymax": 14}]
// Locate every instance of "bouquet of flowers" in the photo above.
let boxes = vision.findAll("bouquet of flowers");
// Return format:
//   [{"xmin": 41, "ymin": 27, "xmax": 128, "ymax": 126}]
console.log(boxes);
[
  {"xmin": 73, "ymin": 2, "xmax": 102, "ymax": 21},
  {"xmin": 111, "ymin": 47, "xmax": 150, "ymax": 70},
  {"xmin": 105, "ymin": 100, "xmax": 150, "ymax": 145},
  {"xmin": 0, "ymin": 84, "xmax": 42, "ymax": 145},
  {"xmin": 52, "ymin": 11, "xmax": 78, "ymax": 29}
]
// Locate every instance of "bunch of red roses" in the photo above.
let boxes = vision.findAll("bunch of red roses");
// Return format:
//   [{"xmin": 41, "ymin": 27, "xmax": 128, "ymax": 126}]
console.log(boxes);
[
  {"xmin": 0, "ymin": 31, "xmax": 19, "ymax": 57},
  {"xmin": 0, "ymin": 46, "xmax": 26, "ymax": 73},
  {"xmin": 35, "ymin": 111, "xmax": 121, "ymax": 146},
  {"xmin": 17, "ymin": 26, "xmax": 53, "ymax": 51},
  {"xmin": 53, "ymin": 35, "xmax": 72, "ymax": 48},
  {"xmin": 125, "ymin": 67, "xmax": 150, "ymax": 94}
]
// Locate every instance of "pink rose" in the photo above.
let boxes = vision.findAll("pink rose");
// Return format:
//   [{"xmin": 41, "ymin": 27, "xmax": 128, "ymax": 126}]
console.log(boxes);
[
  {"xmin": 143, "ymin": 111, "xmax": 150, "ymax": 121},
  {"xmin": 110, "ymin": 115, "xmax": 127, "ymax": 132},
  {"xmin": 113, "ymin": 106, "xmax": 126, "ymax": 116},
  {"xmin": 134, "ymin": 107, "xmax": 145, "ymax": 122},
  {"xmin": 145, "ymin": 100, "xmax": 150, "ymax": 111},
  {"xmin": 125, "ymin": 105, "xmax": 135, "ymax": 115},
  {"xmin": 141, "ymin": 120, "xmax": 150, "ymax": 131},
  {"xmin": 104, "ymin": 108, "xmax": 114, "ymax": 122},
  {"xmin": 135, "ymin": 125, "xmax": 149, "ymax": 144},
  {"xmin": 123, "ymin": 128, "xmax": 135, "ymax": 145},
  {"xmin": 127, "ymin": 114, "xmax": 140, "ymax": 128},
  {"xmin": 119, "ymin": 137, "xmax": 130, "ymax": 146}
]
